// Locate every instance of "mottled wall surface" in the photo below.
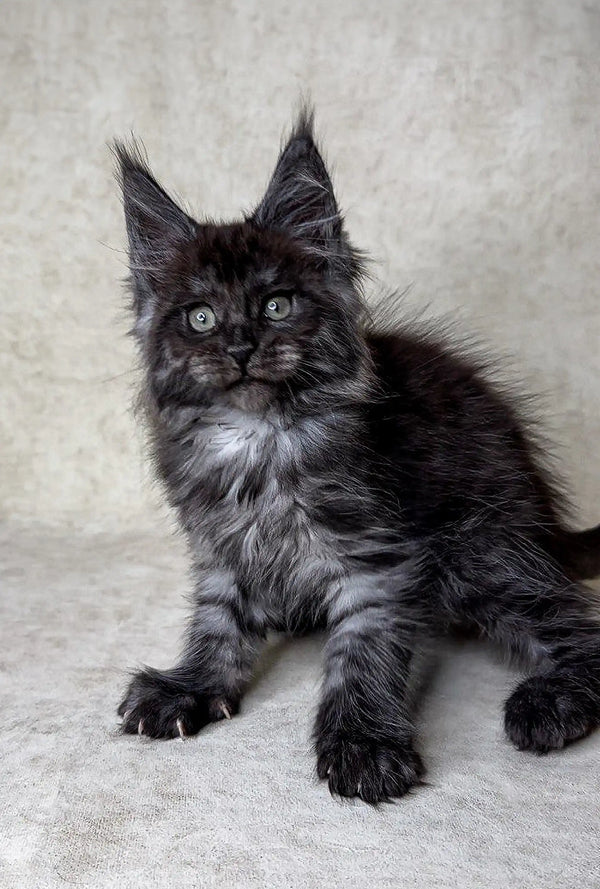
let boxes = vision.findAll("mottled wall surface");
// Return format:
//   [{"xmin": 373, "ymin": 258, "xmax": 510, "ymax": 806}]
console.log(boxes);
[{"xmin": 2, "ymin": 0, "xmax": 598, "ymax": 528}]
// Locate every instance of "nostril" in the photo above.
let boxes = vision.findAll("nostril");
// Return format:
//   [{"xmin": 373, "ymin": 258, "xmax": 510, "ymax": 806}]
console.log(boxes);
[{"xmin": 227, "ymin": 343, "xmax": 254, "ymax": 367}]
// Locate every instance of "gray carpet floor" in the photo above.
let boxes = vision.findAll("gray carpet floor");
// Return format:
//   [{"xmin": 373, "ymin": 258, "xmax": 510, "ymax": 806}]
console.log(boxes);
[{"xmin": 3, "ymin": 525, "xmax": 599, "ymax": 888}]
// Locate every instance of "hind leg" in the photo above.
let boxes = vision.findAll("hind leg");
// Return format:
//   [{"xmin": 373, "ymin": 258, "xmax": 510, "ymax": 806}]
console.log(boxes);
[
  {"xmin": 502, "ymin": 605, "xmax": 600, "ymax": 752},
  {"xmin": 444, "ymin": 535, "xmax": 600, "ymax": 752}
]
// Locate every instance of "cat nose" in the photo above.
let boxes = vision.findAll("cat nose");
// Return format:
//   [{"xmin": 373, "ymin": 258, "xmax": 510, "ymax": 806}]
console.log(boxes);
[{"xmin": 227, "ymin": 343, "xmax": 254, "ymax": 368}]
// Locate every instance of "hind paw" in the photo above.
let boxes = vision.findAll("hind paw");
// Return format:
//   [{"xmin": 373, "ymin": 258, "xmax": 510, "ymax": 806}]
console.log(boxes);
[{"xmin": 504, "ymin": 676, "xmax": 595, "ymax": 753}]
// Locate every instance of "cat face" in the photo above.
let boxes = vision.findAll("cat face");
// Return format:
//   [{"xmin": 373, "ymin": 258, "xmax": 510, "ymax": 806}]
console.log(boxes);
[
  {"xmin": 116, "ymin": 109, "xmax": 367, "ymax": 412},
  {"xmin": 145, "ymin": 223, "xmax": 362, "ymax": 411}
]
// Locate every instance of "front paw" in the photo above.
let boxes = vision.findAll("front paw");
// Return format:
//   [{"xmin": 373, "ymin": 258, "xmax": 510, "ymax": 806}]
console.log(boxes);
[
  {"xmin": 118, "ymin": 669, "xmax": 238, "ymax": 739},
  {"xmin": 316, "ymin": 734, "xmax": 425, "ymax": 804}
]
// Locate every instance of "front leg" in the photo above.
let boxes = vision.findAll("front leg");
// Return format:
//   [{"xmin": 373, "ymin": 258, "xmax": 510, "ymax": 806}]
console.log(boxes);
[
  {"xmin": 119, "ymin": 565, "xmax": 262, "ymax": 739},
  {"xmin": 315, "ymin": 571, "xmax": 425, "ymax": 803}
]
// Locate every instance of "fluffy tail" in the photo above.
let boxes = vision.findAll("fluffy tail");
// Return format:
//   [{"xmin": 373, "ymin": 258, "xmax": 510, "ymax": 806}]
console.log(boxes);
[{"xmin": 555, "ymin": 525, "xmax": 600, "ymax": 580}]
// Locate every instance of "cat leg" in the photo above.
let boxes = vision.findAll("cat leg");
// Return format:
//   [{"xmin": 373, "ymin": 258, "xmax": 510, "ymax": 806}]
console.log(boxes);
[
  {"xmin": 503, "ymin": 610, "xmax": 600, "ymax": 753},
  {"xmin": 447, "ymin": 537, "xmax": 600, "ymax": 753},
  {"xmin": 118, "ymin": 565, "xmax": 263, "ymax": 739},
  {"xmin": 314, "ymin": 568, "xmax": 426, "ymax": 803}
]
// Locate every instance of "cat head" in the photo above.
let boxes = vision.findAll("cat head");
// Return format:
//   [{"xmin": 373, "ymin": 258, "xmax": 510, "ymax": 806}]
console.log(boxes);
[{"xmin": 115, "ymin": 109, "xmax": 370, "ymax": 413}]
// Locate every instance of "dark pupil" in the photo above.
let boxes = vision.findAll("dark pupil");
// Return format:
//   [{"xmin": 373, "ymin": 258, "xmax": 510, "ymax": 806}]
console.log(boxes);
[
  {"xmin": 196, "ymin": 312, "xmax": 206, "ymax": 323},
  {"xmin": 268, "ymin": 301, "xmax": 278, "ymax": 312}
]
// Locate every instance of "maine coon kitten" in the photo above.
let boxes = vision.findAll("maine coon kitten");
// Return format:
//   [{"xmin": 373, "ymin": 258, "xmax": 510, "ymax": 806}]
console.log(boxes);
[{"xmin": 116, "ymin": 109, "xmax": 600, "ymax": 804}]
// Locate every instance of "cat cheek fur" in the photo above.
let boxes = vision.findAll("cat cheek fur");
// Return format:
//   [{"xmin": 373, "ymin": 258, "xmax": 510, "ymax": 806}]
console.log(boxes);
[
  {"xmin": 249, "ymin": 341, "xmax": 303, "ymax": 381},
  {"xmin": 115, "ymin": 108, "xmax": 600, "ymax": 804}
]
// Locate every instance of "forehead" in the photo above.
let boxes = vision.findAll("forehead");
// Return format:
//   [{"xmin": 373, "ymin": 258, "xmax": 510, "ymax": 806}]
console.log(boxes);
[{"xmin": 178, "ymin": 223, "xmax": 305, "ymax": 305}]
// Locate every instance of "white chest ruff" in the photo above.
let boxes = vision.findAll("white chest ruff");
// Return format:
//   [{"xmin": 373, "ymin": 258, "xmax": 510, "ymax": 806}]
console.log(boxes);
[{"xmin": 185, "ymin": 408, "xmax": 345, "ymax": 619}]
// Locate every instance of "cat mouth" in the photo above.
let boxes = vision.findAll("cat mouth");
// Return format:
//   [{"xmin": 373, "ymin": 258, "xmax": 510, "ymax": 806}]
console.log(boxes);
[
  {"xmin": 225, "ymin": 372, "xmax": 275, "ymax": 390},
  {"xmin": 225, "ymin": 374, "xmax": 264, "ymax": 390}
]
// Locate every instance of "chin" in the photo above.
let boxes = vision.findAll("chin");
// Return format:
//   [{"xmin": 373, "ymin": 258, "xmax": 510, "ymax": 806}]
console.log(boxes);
[{"xmin": 224, "ymin": 378, "xmax": 278, "ymax": 412}]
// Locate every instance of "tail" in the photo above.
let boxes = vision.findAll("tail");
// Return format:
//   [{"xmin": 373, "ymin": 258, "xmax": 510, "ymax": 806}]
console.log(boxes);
[{"xmin": 554, "ymin": 525, "xmax": 600, "ymax": 580}]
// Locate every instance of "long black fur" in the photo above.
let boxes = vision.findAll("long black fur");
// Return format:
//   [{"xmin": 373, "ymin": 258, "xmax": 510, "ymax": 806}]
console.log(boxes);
[{"xmin": 115, "ymin": 109, "xmax": 600, "ymax": 804}]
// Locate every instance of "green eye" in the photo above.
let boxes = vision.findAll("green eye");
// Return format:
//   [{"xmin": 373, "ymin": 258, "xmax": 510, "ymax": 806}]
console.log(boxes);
[
  {"xmin": 263, "ymin": 295, "xmax": 292, "ymax": 321},
  {"xmin": 188, "ymin": 305, "xmax": 216, "ymax": 332}
]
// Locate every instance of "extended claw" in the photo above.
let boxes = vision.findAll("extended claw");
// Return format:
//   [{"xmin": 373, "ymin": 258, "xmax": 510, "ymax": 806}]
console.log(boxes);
[
  {"xmin": 122, "ymin": 709, "xmax": 132, "ymax": 724},
  {"xmin": 176, "ymin": 718, "xmax": 186, "ymax": 740},
  {"xmin": 137, "ymin": 719, "xmax": 145, "ymax": 736},
  {"xmin": 220, "ymin": 703, "xmax": 232, "ymax": 720}
]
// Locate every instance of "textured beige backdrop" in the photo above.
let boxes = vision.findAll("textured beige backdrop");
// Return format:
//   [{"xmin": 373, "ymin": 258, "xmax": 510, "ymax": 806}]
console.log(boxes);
[{"xmin": 1, "ymin": 2, "xmax": 599, "ymax": 888}]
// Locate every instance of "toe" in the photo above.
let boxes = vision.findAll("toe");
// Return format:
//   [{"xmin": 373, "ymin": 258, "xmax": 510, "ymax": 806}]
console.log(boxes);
[{"xmin": 318, "ymin": 736, "xmax": 424, "ymax": 803}]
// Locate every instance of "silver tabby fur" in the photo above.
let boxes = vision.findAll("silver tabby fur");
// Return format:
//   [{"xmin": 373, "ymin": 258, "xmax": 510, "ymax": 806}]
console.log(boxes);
[{"xmin": 116, "ymin": 109, "xmax": 600, "ymax": 803}]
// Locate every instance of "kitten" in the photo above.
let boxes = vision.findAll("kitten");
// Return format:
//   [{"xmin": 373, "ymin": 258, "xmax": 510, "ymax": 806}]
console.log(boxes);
[{"xmin": 116, "ymin": 109, "xmax": 600, "ymax": 804}]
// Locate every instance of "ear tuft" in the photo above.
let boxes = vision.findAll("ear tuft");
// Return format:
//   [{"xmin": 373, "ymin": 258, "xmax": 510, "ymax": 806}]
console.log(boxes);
[{"xmin": 282, "ymin": 103, "xmax": 317, "ymax": 153}]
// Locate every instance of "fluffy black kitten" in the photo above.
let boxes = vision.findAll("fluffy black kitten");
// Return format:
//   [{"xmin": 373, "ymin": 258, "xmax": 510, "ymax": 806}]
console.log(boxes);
[{"xmin": 116, "ymin": 109, "xmax": 600, "ymax": 804}]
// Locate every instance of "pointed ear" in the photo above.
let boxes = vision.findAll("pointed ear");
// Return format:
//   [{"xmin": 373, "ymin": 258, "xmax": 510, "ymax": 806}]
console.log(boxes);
[
  {"xmin": 113, "ymin": 140, "xmax": 197, "ymax": 333},
  {"xmin": 250, "ymin": 109, "xmax": 361, "ymax": 280}
]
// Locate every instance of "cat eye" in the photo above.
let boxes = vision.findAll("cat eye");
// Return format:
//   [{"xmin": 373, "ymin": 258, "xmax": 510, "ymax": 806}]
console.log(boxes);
[
  {"xmin": 188, "ymin": 305, "xmax": 217, "ymax": 332},
  {"xmin": 263, "ymin": 295, "xmax": 292, "ymax": 321}
]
